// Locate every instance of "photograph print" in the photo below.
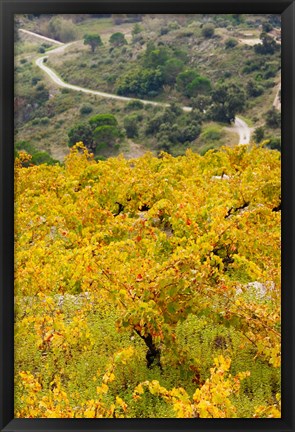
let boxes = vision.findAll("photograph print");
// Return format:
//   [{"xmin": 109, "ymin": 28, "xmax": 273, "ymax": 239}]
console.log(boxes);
[{"xmin": 14, "ymin": 13, "xmax": 281, "ymax": 419}]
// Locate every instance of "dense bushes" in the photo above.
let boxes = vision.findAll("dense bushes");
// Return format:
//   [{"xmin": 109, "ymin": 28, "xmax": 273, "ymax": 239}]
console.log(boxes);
[
  {"xmin": 253, "ymin": 127, "xmax": 265, "ymax": 143},
  {"xmin": 89, "ymin": 113, "xmax": 118, "ymax": 129},
  {"xmin": 161, "ymin": 58, "xmax": 184, "ymax": 85},
  {"xmin": 265, "ymin": 107, "xmax": 281, "ymax": 129},
  {"xmin": 124, "ymin": 114, "xmax": 140, "ymax": 138},
  {"xmin": 68, "ymin": 123, "xmax": 94, "ymax": 148},
  {"xmin": 116, "ymin": 68, "xmax": 164, "ymax": 98},
  {"xmin": 47, "ymin": 16, "xmax": 78, "ymax": 42},
  {"xmin": 246, "ymin": 80, "xmax": 264, "ymax": 98},
  {"xmin": 68, "ymin": 113, "xmax": 122, "ymax": 154},
  {"xmin": 177, "ymin": 70, "xmax": 211, "ymax": 98},
  {"xmin": 254, "ymin": 33, "xmax": 279, "ymax": 55},
  {"xmin": 209, "ymin": 83, "xmax": 246, "ymax": 123},
  {"xmin": 144, "ymin": 106, "xmax": 201, "ymax": 153},
  {"xmin": 93, "ymin": 125, "xmax": 120, "ymax": 150},
  {"xmin": 15, "ymin": 140, "xmax": 58, "ymax": 166}
]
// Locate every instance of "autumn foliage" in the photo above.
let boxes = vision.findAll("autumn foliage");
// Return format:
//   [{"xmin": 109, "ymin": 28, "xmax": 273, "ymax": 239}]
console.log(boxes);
[{"xmin": 14, "ymin": 143, "xmax": 281, "ymax": 418}]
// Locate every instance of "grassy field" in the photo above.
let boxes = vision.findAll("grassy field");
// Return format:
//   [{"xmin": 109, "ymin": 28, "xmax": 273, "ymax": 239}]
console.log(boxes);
[{"xmin": 15, "ymin": 292, "xmax": 280, "ymax": 418}]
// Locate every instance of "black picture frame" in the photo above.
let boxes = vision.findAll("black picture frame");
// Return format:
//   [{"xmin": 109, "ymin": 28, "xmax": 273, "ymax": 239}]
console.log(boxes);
[{"xmin": 0, "ymin": 1, "xmax": 294, "ymax": 431}]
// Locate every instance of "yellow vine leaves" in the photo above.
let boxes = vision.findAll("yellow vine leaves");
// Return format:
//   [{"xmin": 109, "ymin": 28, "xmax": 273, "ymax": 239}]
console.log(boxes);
[{"xmin": 14, "ymin": 142, "xmax": 281, "ymax": 417}]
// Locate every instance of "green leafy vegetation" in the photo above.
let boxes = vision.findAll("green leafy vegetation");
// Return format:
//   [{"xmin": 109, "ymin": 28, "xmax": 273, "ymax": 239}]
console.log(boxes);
[
  {"xmin": 15, "ymin": 12, "xmax": 281, "ymax": 161},
  {"xmin": 15, "ymin": 141, "xmax": 59, "ymax": 165},
  {"xmin": 201, "ymin": 23, "xmax": 215, "ymax": 38},
  {"xmin": 109, "ymin": 32, "xmax": 128, "ymax": 47}
]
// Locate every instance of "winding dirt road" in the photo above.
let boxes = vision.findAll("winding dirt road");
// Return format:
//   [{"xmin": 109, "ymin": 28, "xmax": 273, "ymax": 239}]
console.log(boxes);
[
  {"xmin": 36, "ymin": 53, "xmax": 171, "ymax": 106},
  {"xmin": 231, "ymin": 117, "xmax": 252, "ymax": 145},
  {"xmin": 19, "ymin": 28, "xmax": 64, "ymax": 45},
  {"xmin": 21, "ymin": 28, "xmax": 252, "ymax": 145},
  {"xmin": 273, "ymin": 82, "xmax": 281, "ymax": 111}
]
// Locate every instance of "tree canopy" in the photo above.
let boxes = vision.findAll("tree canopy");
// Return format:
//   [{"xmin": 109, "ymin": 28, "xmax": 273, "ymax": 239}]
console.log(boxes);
[
  {"xmin": 83, "ymin": 33, "xmax": 103, "ymax": 52},
  {"xmin": 210, "ymin": 83, "xmax": 246, "ymax": 123},
  {"xmin": 109, "ymin": 32, "xmax": 128, "ymax": 47}
]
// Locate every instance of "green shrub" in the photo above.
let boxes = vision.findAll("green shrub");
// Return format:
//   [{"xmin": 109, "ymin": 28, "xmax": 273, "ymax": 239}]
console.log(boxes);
[
  {"xmin": 56, "ymin": 119, "xmax": 64, "ymax": 126},
  {"xmin": 180, "ymin": 30, "xmax": 194, "ymax": 37},
  {"xmin": 225, "ymin": 38, "xmax": 238, "ymax": 49},
  {"xmin": 89, "ymin": 113, "xmax": 118, "ymax": 129},
  {"xmin": 253, "ymin": 127, "xmax": 265, "ymax": 143},
  {"xmin": 176, "ymin": 70, "xmax": 211, "ymax": 98},
  {"xmin": 41, "ymin": 43, "xmax": 52, "ymax": 49},
  {"xmin": 265, "ymin": 107, "xmax": 281, "ymax": 129},
  {"xmin": 201, "ymin": 125, "xmax": 223, "ymax": 142},
  {"xmin": 223, "ymin": 71, "xmax": 232, "ymax": 78},
  {"xmin": 80, "ymin": 105, "xmax": 93, "ymax": 115},
  {"xmin": 177, "ymin": 123, "xmax": 201, "ymax": 143},
  {"xmin": 124, "ymin": 114, "xmax": 139, "ymax": 138},
  {"xmin": 31, "ymin": 151, "xmax": 58, "ymax": 165},
  {"xmin": 168, "ymin": 21, "xmax": 180, "ymax": 30},
  {"xmin": 266, "ymin": 137, "xmax": 281, "ymax": 151},
  {"xmin": 31, "ymin": 76, "xmax": 41, "ymax": 86},
  {"xmin": 132, "ymin": 23, "xmax": 143, "ymax": 37},
  {"xmin": 68, "ymin": 123, "xmax": 93, "ymax": 148},
  {"xmin": 36, "ymin": 83, "xmax": 45, "ymax": 91},
  {"xmin": 35, "ymin": 83, "xmax": 50, "ymax": 105},
  {"xmin": 247, "ymin": 80, "xmax": 264, "ymax": 98},
  {"xmin": 125, "ymin": 100, "xmax": 144, "ymax": 111},
  {"xmin": 254, "ymin": 33, "xmax": 278, "ymax": 55},
  {"xmin": 202, "ymin": 24, "xmax": 215, "ymax": 38},
  {"xmin": 161, "ymin": 58, "xmax": 184, "ymax": 85},
  {"xmin": 93, "ymin": 125, "xmax": 120, "ymax": 151},
  {"xmin": 116, "ymin": 68, "xmax": 163, "ymax": 98},
  {"xmin": 109, "ymin": 32, "xmax": 128, "ymax": 47},
  {"xmin": 15, "ymin": 140, "xmax": 35, "ymax": 154},
  {"xmin": 176, "ymin": 69, "xmax": 198, "ymax": 92},
  {"xmin": 186, "ymin": 76, "xmax": 211, "ymax": 97},
  {"xmin": 262, "ymin": 22, "xmax": 273, "ymax": 33},
  {"xmin": 106, "ymin": 74, "xmax": 116, "ymax": 84},
  {"xmin": 39, "ymin": 117, "xmax": 50, "ymax": 125}
]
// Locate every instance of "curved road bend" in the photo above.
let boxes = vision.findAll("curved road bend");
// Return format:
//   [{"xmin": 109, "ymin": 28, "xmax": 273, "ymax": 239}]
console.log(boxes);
[{"xmin": 231, "ymin": 117, "xmax": 251, "ymax": 145}]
